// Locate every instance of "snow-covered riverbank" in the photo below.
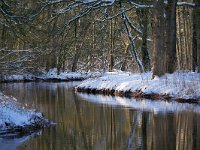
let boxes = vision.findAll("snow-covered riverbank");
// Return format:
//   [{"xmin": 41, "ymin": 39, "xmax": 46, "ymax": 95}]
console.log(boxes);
[
  {"xmin": 0, "ymin": 92, "xmax": 50, "ymax": 137},
  {"xmin": 76, "ymin": 71, "xmax": 200, "ymax": 103},
  {"xmin": 0, "ymin": 69, "xmax": 101, "ymax": 82},
  {"xmin": 0, "ymin": 69, "xmax": 100, "ymax": 136}
]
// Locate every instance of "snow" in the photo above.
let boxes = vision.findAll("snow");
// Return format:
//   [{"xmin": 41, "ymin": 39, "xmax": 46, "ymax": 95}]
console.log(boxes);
[
  {"xmin": 177, "ymin": 2, "xmax": 196, "ymax": 7},
  {"xmin": 1, "ymin": 74, "xmax": 34, "ymax": 82},
  {"xmin": 39, "ymin": 68, "xmax": 101, "ymax": 80},
  {"xmin": 0, "ymin": 92, "xmax": 49, "ymax": 135},
  {"xmin": 77, "ymin": 93, "xmax": 200, "ymax": 114},
  {"xmin": 0, "ymin": 68, "xmax": 101, "ymax": 82},
  {"xmin": 77, "ymin": 71, "xmax": 200, "ymax": 100}
]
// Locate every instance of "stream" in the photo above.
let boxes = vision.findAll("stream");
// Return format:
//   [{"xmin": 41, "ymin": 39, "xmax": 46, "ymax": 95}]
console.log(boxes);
[{"xmin": 0, "ymin": 82, "xmax": 200, "ymax": 150}]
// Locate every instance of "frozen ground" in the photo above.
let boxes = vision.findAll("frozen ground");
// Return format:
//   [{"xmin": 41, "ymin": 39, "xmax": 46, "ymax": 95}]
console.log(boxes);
[
  {"xmin": 0, "ymin": 92, "xmax": 49, "ymax": 137},
  {"xmin": 77, "ymin": 71, "xmax": 200, "ymax": 101}
]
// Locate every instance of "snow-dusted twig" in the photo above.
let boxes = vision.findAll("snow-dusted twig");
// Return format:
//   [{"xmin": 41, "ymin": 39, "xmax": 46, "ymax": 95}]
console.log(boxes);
[
  {"xmin": 129, "ymin": 2, "xmax": 153, "ymax": 8},
  {"xmin": 123, "ymin": 12, "xmax": 142, "ymax": 35},
  {"xmin": 177, "ymin": 2, "xmax": 196, "ymax": 7}
]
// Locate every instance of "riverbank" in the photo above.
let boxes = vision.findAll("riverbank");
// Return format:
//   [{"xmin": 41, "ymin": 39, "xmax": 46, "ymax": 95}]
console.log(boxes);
[
  {"xmin": 0, "ymin": 69, "xmax": 101, "ymax": 83},
  {"xmin": 76, "ymin": 71, "xmax": 200, "ymax": 103},
  {"xmin": 0, "ymin": 69, "xmax": 100, "ymax": 136},
  {"xmin": 0, "ymin": 92, "xmax": 50, "ymax": 137}
]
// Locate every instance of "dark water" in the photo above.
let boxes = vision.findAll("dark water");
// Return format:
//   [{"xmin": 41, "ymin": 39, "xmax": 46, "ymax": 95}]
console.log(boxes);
[{"xmin": 0, "ymin": 82, "xmax": 200, "ymax": 150}]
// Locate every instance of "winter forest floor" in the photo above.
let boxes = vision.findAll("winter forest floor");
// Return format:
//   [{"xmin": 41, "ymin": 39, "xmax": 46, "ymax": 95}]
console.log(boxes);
[{"xmin": 0, "ymin": 69, "xmax": 200, "ymax": 136}]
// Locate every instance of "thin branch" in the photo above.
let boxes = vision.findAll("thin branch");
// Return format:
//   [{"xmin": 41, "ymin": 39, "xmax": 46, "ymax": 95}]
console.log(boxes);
[
  {"xmin": 177, "ymin": 2, "xmax": 196, "ymax": 7},
  {"xmin": 123, "ymin": 12, "xmax": 142, "ymax": 34},
  {"xmin": 122, "ymin": 10, "xmax": 144, "ymax": 72},
  {"xmin": 96, "ymin": 5, "xmax": 135, "ymax": 21},
  {"xmin": 129, "ymin": 2, "xmax": 153, "ymax": 8}
]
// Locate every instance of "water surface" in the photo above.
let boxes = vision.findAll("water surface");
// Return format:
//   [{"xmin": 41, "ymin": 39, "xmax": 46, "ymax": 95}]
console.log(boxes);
[{"xmin": 0, "ymin": 82, "xmax": 200, "ymax": 150}]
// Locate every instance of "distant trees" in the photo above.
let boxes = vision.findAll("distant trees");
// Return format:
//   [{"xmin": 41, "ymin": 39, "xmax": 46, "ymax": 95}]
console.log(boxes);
[{"xmin": 0, "ymin": 0, "xmax": 199, "ymax": 76}]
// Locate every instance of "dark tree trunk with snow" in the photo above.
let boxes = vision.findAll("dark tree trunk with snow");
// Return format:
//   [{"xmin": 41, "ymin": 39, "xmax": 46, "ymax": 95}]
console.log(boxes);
[{"xmin": 193, "ymin": 0, "xmax": 200, "ymax": 72}]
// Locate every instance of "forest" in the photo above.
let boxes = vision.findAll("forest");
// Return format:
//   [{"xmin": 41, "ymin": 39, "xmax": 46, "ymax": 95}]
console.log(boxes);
[
  {"xmin": 0, "ymin": 0, "xmax": 199, "ymax": 77},
  {"xmin": 1, "ymin": 1, "xmax": 200, "ymax": 149}
]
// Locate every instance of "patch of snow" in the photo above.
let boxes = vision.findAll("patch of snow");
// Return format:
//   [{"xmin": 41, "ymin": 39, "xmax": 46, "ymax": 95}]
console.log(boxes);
[
  {"xmin": 0, "ymin": 68, "xmax": 101, "ymax": 82},
  {"xmin": 0, "ymin": 92, "xmax": 48, "ymax": 133},
  {"xmin": 40, "ymin": 69, "xmax": 101, "ymax": 80},
  {"xmin": 77, "ymin": 71, "xmax": 200, "ymax": 100},
  {"xmin": 0, "ymin": 74, "xmax": 35, "ymax": 82}
]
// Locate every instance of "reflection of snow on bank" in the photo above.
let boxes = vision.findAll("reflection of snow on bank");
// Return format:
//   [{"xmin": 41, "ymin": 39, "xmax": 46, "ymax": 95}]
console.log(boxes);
[
  {"xmin": 0, "ymin": 131, "xmax": 41, "ymax": 150},
  {"xmin": 77, "ymin": 93, "xmax": 200, "ymax": 114}
]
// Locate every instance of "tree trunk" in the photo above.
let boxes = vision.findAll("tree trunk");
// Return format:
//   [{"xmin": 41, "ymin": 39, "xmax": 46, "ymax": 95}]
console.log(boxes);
[
  {"xmin": 152, "ymin": 0, "xmax": 177, "ymax": 77},
  {"xmin": 71, "ymin": 51, "xmax": 79, "ymax": 72},
  {"xmin": 137, "ymin": 8, "xmax": 150, "ymax": 72},
  {"xmin": 193, "ymin": 0, "xmax": 200, "ymax": 72},
  {"xmin": 166, "ymin": 0, "xmax": 177, "ymax": 73},
  {"xmin": 109, "ymin": 19, "xmax": 114, "ymax": 71},
  {"xmin": 121, "ymin": 44, "xmax": 129, "ymax": 71},
  {"xmin": 141, "ymin": 24, "xmax": 150, "ymax": 72},
  {"xmin": 71, "ymin": 20, "xmax": 78, "ymax": 72},
  {"xmin": 152, "ymin": 0, "xmax": 166, "ymax": 77}
]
